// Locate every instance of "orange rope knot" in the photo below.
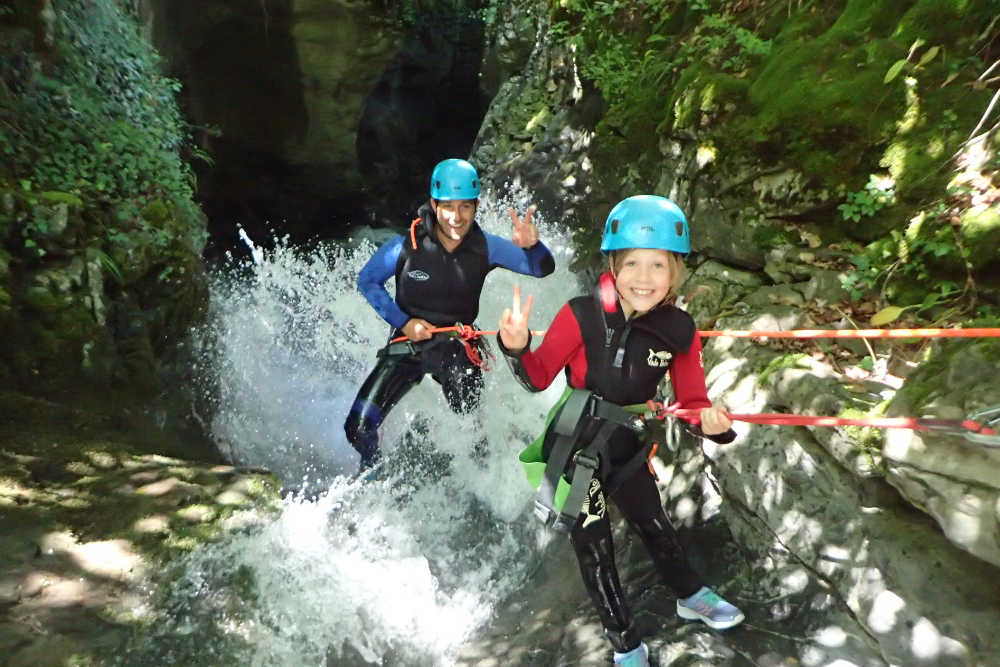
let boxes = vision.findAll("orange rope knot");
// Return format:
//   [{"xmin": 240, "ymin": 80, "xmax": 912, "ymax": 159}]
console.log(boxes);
[{"xmin": 451, "ymin": 323, "xmax": 496, "ymax": 371}]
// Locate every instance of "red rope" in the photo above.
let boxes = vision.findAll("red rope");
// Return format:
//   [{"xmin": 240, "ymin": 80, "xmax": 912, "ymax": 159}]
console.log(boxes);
[
  {"xmin": 646, "ymin": 402, "xmax": 998, "ymax": 437},
  {"xmin": 699, "ymin": 327, "xmax": 1000, "ymax": 339},
  {"xmin": 388, "ymin": 324, "xmax": 495, "ymax": 370},
  {"xmin": 465, "ymin": 327, "xmax": 1000, "ymax": 339},
  {"xmin": 379, "ymin": 327, "xmax": 999, "ymax": 436}
]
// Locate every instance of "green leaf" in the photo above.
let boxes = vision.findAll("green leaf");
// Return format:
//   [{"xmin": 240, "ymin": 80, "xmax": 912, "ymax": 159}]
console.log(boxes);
[
  {"xmin": 941, "ymin": 71, "xmax": 960, "ymax": 87},
  {"xmin": 884, "ymin": 59, "xmax": 907, "ymax": 84},
  {"xmin": 871, "ymin": 306, "xmax": 904, "ymax": 326},
  {"xmin": 917, "ymin": 46, "xmax": 940, "ymax": 67},
  {"xmin": 906, "ymin": 38, "xmax": 926, "ymax": 59}
]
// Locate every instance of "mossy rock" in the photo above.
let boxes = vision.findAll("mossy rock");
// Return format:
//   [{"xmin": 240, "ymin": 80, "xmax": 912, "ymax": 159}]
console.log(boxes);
[
  {"xmin": 889, "ymin": 334, "xmax": 1000, "ymax": 414},
  {"xmin": 665, "ymin": 68, "xmax": 750, "ymax": 136},
  {"xmin": 743, "ymin": 34, "xmax": 903, "ymax": 184},
  {"xmin": 893, "ymin": 0, "xmax": 996, "ymax": 46},
  {"xmin": 880, "ymin": 80, "xmax": 993, "ymax": 205},
  {"xmin": 959, "ymin": 205, "xmax": 1000, "ymax": 271}
]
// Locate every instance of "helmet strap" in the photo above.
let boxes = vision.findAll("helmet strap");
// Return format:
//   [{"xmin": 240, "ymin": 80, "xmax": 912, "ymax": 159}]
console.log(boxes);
[{"xmin": 599, "ymin": 270, "xmax": 618, "ymax": 314}]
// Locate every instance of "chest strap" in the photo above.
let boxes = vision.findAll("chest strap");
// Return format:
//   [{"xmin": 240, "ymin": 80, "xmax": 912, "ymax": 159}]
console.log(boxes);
[{"xmin": 534, "ymin": 388, "xmax": 648, "ymax": 532}]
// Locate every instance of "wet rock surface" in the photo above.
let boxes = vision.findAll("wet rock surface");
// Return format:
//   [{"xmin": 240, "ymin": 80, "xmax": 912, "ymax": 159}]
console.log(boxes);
[{"xmin": 0, "ymin": 392, "xmax": 280, "ymax": 667}]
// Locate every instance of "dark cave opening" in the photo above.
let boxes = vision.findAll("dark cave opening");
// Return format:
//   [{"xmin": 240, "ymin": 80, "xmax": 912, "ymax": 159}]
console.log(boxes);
[{"xmin": 151, "ymin": 1, "xmax": 488, "ymax": 262}]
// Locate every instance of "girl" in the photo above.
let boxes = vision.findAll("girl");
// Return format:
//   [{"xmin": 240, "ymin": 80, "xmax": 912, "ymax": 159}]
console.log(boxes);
[{"xmin": 497, "ymin": 195, "xmax": 743, "ymax": 666}]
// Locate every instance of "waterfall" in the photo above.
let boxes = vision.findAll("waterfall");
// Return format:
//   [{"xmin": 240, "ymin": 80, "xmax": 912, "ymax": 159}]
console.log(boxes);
[{"xmin": 116, "ymin": 191, "xmax": 583, "ymax": 666}]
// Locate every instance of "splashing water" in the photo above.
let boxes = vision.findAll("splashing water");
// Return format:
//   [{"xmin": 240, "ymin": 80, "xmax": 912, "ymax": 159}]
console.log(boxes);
[{"xmin": 117, "ymin": 192, "xmax": 585, "ymax": 666}]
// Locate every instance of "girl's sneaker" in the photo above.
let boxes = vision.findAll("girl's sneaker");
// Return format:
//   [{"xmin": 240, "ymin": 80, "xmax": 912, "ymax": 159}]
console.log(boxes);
[
  {"xmin": 676, "ymin": 586, "xmax": 745, "ymax": 630},
  {"xmin": 613, "ymin": 642, "xmax": 650, "ymax": 666}
]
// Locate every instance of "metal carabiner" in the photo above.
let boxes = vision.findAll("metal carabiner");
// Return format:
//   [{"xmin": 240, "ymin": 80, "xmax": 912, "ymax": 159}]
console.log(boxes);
[{"xmin": 963, "ymin": 406, "xmax": 1000, "ymax": 447}]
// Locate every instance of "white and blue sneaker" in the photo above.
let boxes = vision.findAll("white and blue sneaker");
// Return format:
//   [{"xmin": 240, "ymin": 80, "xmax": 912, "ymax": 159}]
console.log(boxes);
[
  {"xmin": 613, "ymin": 642, "xmax": 649, "ymax": 666},
  {"xmin": 677, "ymin": 586, "xmax": 744, "ymax": 629}
]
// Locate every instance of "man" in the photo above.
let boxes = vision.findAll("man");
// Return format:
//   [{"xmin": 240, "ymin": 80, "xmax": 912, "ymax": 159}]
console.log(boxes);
[{"xmin": 345, "ymin": 158, "xmax": 556, "ymax": 473}]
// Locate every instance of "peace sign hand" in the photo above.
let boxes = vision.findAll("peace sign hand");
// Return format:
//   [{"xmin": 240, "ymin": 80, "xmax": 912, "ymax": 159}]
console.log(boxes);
[
  {"xmin": 499, "ymin": 284, "xmax": 534, "ymax": 352},
  {"xmin": 509, "ymin": 205, "xmax": 539, "ymax": 248}
]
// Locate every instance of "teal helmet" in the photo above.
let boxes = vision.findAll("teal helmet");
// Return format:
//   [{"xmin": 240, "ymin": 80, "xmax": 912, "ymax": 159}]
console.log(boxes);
[
  {"xmin": 429, "ymin": 159, "xmax": 480, "ymax": 200},
  {"xmin": 600, "ymin": 195, "xmax": 690, "ymax": 255}
]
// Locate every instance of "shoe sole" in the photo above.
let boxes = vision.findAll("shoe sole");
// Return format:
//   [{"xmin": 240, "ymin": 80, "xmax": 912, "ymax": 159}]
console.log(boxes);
[{"xmin": 676, "ymin": 604, "xmax": 745, "ymax": 630}]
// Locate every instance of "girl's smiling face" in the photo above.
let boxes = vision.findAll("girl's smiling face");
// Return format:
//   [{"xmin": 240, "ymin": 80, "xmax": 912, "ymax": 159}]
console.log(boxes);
[{"xmin": 612, "ymin": 248, "xmax": 677, "ymax": 317}]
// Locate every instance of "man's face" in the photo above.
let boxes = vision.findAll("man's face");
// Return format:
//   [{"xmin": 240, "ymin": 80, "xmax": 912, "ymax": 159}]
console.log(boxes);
[{"xmin": 432, "ymin": 199, "xmax": 477, "ymax": 242}]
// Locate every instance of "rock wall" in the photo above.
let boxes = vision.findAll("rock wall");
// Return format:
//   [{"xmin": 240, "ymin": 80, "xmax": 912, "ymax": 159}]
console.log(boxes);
[
  {"xmin": 469, "ymin": 2, "xmax": 1000, "ymax": 664},
  {"xmin": 144, "ymin": 0, "xmax": 489, "ymax": 249}
]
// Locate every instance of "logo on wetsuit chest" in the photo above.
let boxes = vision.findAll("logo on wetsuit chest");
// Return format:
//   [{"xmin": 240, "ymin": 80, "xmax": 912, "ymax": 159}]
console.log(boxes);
[
  {"xmin": 647, "ymin": 348, "xmax": 673, "ymax": 367},
  {"xmin": 407, "ymin": 270, "xmax": 430, "ymax": 281}
]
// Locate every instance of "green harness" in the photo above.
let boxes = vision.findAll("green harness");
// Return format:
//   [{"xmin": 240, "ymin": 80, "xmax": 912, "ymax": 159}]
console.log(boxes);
[{"xmin": 520, "ymin": 386, "xmax": 652, "ymax": 532}]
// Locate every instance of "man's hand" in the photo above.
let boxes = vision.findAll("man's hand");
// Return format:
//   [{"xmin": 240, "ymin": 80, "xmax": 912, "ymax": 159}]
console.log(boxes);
[
  {"xmin": 499, "ymin": 285, "xmax": 533, "ymax": 352},
  {"xmin": 509, "ymin": 205, "xmax": 539, "ymax": 248},
  {"xmin": 401, "ymin": 317, "xmax": 434, "ymax": 342}
]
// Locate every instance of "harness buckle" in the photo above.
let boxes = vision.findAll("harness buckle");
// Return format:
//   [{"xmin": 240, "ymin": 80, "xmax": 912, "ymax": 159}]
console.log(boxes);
[
  {"xmin": 533, "ymin": 499, "xmax": 558, "ymax": 526},
  {"xmin": 572, "ymin": 451, "xmax": 599, "ymax": 471},
  {"xmin": 380, "ymin": 340, "xmax": 415, "ymax": 357},
  {"xmin": 534, "ymin": 498, "xmax": 577, "ymax": 532}
]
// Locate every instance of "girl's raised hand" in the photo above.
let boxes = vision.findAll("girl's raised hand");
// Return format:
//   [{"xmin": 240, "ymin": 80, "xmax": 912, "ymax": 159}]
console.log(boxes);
[{"xmin": 499, "ymin": 284, "xmax": 533, "ymax": 352}]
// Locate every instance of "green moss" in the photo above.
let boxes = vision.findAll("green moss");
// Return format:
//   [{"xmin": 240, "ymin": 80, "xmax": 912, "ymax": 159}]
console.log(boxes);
[
  {"xmin": 767, "ymin": 2, "xmax": 845, "ymax": 45},
  {"xmin": 825, "ymin": 0, "xmax": 912, "ymax": 42},
  {"xmin": 758, "ymin": 353, "xmax": 810, "ymax": 385},
  {"xmin": 958, "ymin": 205, "xmax": 1000, "ymax": 270},
  {"xmin": 752, "ymin": 223, "xmax": 799, "ymax": 249},
  {"xmin": 839, "ymin": 406, "xmax": 886, "ymax": 453},
  {"xmin": 742, "ymin": 35, "xmax": 901, "ymax": 183},
  {"xmin": 140, "ymin": 199, "xmax": 170, "ymax": 226},
  {"xmin": 893, "ymin": 0, "xmax": 982, "ymax": 45},
  {"xmin": 664, "ymin": 68, "xmax": 749, "ymax": 134},
  {"xmin": 22, "ymin": 285, "xmax": 60, "ymax": 312}
]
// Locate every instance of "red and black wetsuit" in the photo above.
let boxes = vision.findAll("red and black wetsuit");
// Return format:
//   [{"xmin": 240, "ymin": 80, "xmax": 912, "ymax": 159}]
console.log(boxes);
[{"xmin": 500, "ymin": 272, "xmax": 734, "ymax": 653}]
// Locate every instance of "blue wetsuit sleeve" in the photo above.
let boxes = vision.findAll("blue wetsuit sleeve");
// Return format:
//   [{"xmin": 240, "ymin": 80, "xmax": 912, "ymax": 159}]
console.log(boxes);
[
  {"xmin": 357, "ymin": 236, "xmax": 410, "ymax": 330},
  {"xmin": 484, "ymin": 233, "xmax": 556, "ymax": 277}
]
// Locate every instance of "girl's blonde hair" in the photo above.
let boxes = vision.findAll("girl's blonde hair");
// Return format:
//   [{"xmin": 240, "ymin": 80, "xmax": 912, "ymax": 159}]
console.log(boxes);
[{"xmin": 609, "ymin": 249, "xmax": 687, "ymax": 305}]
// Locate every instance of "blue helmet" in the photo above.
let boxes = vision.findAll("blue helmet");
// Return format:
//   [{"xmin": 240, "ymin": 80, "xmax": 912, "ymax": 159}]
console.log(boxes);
[
  {"xmin": 429, "ymin": 159, "xmax": 480, "ymax": 200},
  {"xmin": 600, "ymin": 195, "xmax": 690, "ymax": 255}
]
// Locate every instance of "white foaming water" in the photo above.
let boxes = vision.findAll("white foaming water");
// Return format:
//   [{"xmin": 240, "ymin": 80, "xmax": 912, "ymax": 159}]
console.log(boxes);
[{"xmin": 122, "ymin": 192, "xmax": 584, "ymax": 666}]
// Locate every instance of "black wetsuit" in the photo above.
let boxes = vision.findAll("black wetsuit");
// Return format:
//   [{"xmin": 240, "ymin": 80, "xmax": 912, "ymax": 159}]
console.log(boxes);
[
  {"xmin": 345, "ymin": 204, "xmax": 555, "ymax": 468},
  {"xmin": 501, "ymin": 274, "xmax": 735, "ymax": 652}
]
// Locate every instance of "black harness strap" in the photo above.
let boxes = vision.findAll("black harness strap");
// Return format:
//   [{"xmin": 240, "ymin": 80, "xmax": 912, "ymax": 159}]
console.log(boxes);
[
  {"xmin": 534, "ymin": 389, "xmax": 592, "ymax": 527},
  {"xmin": 555, "ymin": 419, "xmax": 619, "ymax": 531},
  {"xmin": 534, "ymin": 389, "xmax": 650, "ymax": 532}
]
